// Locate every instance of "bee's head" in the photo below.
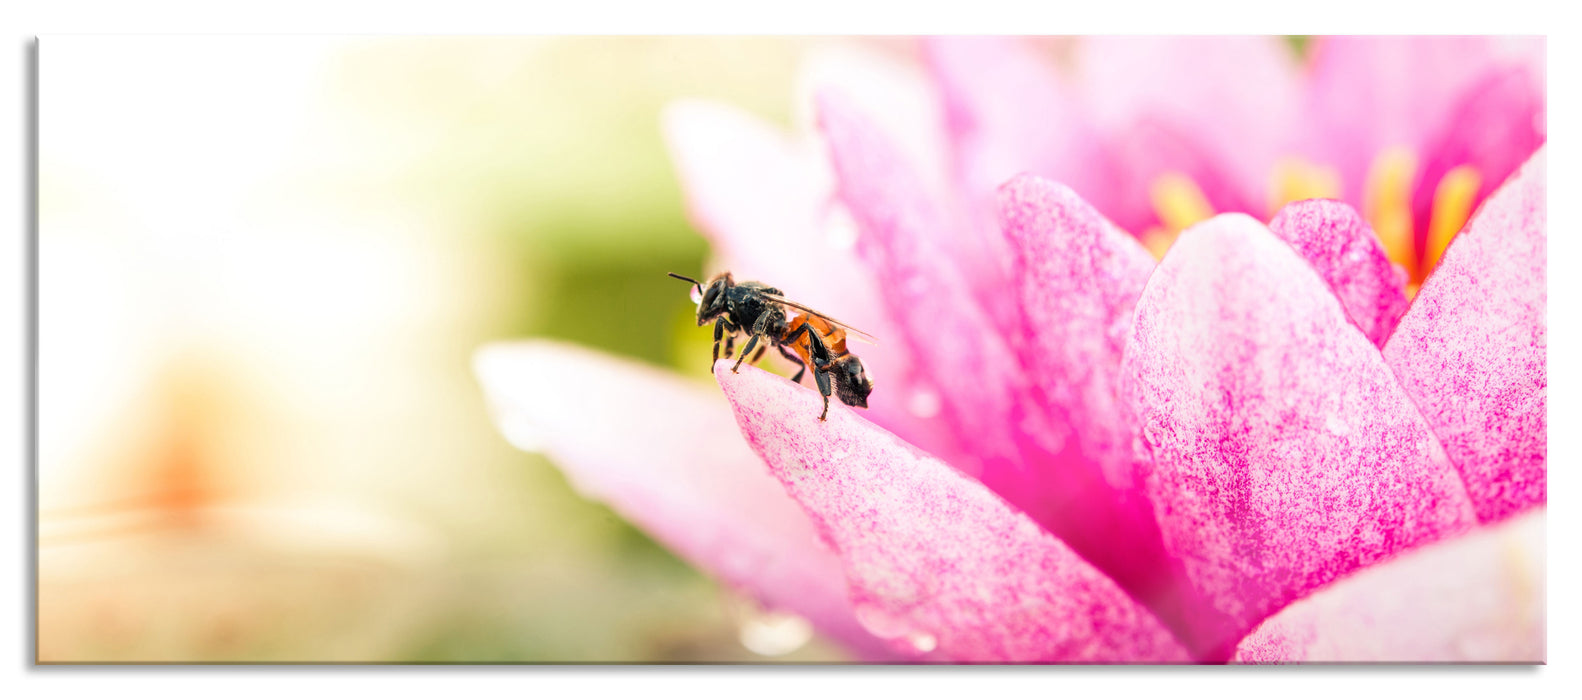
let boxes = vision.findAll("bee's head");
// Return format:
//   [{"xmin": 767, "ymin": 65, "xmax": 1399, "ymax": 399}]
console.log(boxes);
[
  {"xmin": 670, "ymin": 271, "xmax": 734, "ymax": 325},
  {"xmin": 830, "ymin": 355, "xmax": 873, "ymax": 409}
]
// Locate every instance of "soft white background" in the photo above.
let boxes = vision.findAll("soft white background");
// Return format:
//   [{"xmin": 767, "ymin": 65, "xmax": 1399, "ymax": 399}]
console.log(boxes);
[{"xmin": 5, "ymin": 0, "xmax": 1577, "ymax": 697}]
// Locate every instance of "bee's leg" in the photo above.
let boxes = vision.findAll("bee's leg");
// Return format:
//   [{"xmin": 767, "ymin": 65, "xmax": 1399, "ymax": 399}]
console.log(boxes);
[
  {"xmin": 776, "ymin": 345, "xmax": 806, "ymax": 384},
  {"xmin": 712, "ymin": 318, "xmax": 727, "ymax": 364},
  {"xmin": 731, "ymin": 334, "xmax": 761, "ymax": 373},
  {"xmin": 777, "ymin": 323, "xmax": 812, "ymax": 382},
  {"xmin": 813, "ymin": 365, "xmax": 833, "ymax": 421},
  {"xmin": 750, "ymin": 343, "xmax": 767, "ymax": 363},
  {"xmin": 723, "ymin": 333, "xmax": 736, "ymax": 359}
]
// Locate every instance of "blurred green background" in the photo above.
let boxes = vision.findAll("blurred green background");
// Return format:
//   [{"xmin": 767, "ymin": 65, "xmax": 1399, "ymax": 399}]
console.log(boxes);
[
  {"xmin": 38, "ymin": 36, "xmax": 872, "ymax": 662},
  {"xmin": 35, "ymin": 35, "xmax": 1327, "ymax": 663}
]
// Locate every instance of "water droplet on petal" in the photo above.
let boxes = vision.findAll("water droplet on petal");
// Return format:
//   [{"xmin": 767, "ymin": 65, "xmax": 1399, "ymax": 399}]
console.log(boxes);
[
  {"xmin": 689, "ymin": 285, "xmax": 704, "ymax": 304},
  {"xmin": 730, "ymin": 596, "xmax": 814, "ymax": 657},
  {"xmin": 853, "ymin": 603, "xmax": 912, "ymax": 640},
  {"xmin": 496, "ymin": 410, "xmax": 547, "ymax": 453},
  {"xmin": 1325, "ymin": 415, "xmax": 1350, "ymax": 436},
  {"xmin": 1141, "ymin": 418, "xmax": 1160, "ymax": 447},
  {"xmin": 824, "ymin": 205, "xmax": 859, "ymax": 251},
  {"xmin": 907, "ymin": 387, "xmax": 942, "ymax": 418}
]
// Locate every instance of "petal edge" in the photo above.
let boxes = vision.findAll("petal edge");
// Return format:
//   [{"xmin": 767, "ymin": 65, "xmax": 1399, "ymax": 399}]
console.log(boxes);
[{"xmin": 717, "ymin": 361, "xmax": 1189, "ymax": 663}]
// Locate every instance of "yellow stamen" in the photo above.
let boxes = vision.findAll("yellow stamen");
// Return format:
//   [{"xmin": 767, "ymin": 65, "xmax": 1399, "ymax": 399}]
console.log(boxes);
[
  {"xmin": 1424, "ymin": 165, "xmax": 1482, "ymax": 274},
  {"xmin": 1150, "ymin": 173, "xmax": 1216, "ymax": 234},
  {"xmin": 1363, "ymin": 147, "xmax": 1418, "ymax": 281},
  {"xmin": 1269, "ymin": 157, "xmax": 1341, "ymax": 213},
  {"xmin": 1127, "ymin": 151, "xmax": 1484, "ymax": 294}
]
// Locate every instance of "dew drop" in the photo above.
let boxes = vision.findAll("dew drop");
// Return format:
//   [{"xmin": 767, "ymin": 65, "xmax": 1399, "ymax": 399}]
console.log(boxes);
[
  {"xmin": 824, "ymin": 205, "xmax": 859, "ymax": 251},
  {"xmin": 497, "ymin": 411, "xmax": 548, "ymax": 453},
  {"xmin": 689, "ymin": 285, "xmax": 704, "ymax": 304},
  {"xmin": 907, "ymin": 387, "xmax": 942, "ymax": 418},
  {"xmin": 1325, "ymin": 415, "xmax": 1350, "ymax": 436},
  {"xmin": 853, "ymin": 603, "xmax": 912, "ymax": 640},
  {"xmin": 730, "ymin": 596, "xmax": 814, "ymax": 657}
]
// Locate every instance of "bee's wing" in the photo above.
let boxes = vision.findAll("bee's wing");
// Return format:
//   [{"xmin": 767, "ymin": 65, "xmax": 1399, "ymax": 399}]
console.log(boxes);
[{"xmin": 761, "ymin": 293, "xmax": 879, "ymax": 345}]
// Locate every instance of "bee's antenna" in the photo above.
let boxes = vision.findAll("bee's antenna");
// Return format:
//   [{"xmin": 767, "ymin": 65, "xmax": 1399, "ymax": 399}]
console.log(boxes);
[{"xmin": 667, "ymin": 272, "xmax": 703, "ymax": 294}]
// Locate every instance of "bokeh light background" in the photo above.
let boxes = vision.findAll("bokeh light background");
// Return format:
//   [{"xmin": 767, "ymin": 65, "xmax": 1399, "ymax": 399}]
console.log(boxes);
[
  {"xmin": 39, "ymin": 35, "xmax": 876, "ymax": 663},
  {"xmin": 39, "ymin": 35, "xmax": 1369, "ymax": 664}
]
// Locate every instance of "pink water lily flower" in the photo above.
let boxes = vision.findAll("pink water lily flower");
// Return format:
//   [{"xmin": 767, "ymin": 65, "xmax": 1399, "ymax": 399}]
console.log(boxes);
[{"xmin": 475, "ymin": 37, "xmax": 1545, "ymax": 663}]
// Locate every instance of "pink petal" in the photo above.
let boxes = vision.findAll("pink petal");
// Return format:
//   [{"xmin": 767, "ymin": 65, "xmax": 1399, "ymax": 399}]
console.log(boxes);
[
  {"xmin": 1121, "ymin": 213, "xmax": 1478, "ymax": 639},
  {"xmin": 1103, "ymin": 117, "xmax": 1264, "ymax": 236},
  {"xmin": 1302, "ymin": 36, "xmax": 1544, "ymax": 211},
  {"xmin": 1268, "ymin": 198, "xmax": 1410, "ymax": 347},
  {"xmin": 473, "ymin": 340, "xmax": 900, "ymax": 660},
  {"xmin": 792, "ymin": 40, "xmax": 953, "ymax": 206},
  {"xmin": 1383, "ymin": 148, "xmax": 1547, "ymax": 523},
  {"xmin": 714, "ymin": 362, "xmax": 1190, "ymax": 663},
  {"xmin": 924, "ymin": 36, "xmax": 1121, "ymax": 232},
  {"xmin": 798, "ymin": 42, "xmax": 1014, "ymax": 332},
  {"xmin": 997, "ymin": 175, "xmax": 1239, "ymax": 657},
  {"xmin": 1409, "ymin": 65, "xmax": 1546, "ymax": 259},
  {"xmin": 816, "ymin": 89, "xmax": 1023, "ymax": 479},
  {"xmin": 660, "ymin": 99, "xmax": 965, "ymax": 469},
  {"xmin": 1235, "ymin": 509, "xmax": 1544, "ymax": 663},
  {"xmin": 998, "ymin": 174, "xmax": 1156, "ymax": 491},
  {"xmin": 660, "ymin": 99, "xmax": 863, "ymax": 308},
  {"xmin": 1076, "ymin": 36, "xmax": 1301, "ymax": 228}
]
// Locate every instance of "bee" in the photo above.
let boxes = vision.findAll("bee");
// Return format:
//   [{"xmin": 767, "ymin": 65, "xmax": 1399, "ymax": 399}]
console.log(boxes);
[{"xmin": 669, "ymin": 271, "xmax": 875, "ymax": 421}]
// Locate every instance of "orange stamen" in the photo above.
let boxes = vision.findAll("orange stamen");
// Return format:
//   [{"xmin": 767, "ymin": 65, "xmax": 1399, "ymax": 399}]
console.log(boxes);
[
  {"xmin": 1128, "ymin": 151, "xmax": 1485, "ymax": 297},
  {"xmin": 1363, "ymin": 147, "xmax": 1419, "ymax": 282},
  {"xmin": 1424, "ymin": 165, "xmax": 1482, "ymax": 275}
]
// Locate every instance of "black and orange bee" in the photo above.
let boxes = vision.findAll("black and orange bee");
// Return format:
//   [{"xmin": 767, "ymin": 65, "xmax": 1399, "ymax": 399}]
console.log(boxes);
[{"xmin": 669, "ymin": 271, "xmax": 875, "ymax": 421}]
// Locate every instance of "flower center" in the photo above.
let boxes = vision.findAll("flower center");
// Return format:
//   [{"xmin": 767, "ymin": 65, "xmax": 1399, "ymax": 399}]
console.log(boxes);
[
  {"xmin": 1361, "ymin": 148, "xmax": 1483, "ymax": 294},
  {"xmin": 1142, "ymin": 151, "xmax": 1485, "ymax": 296}
]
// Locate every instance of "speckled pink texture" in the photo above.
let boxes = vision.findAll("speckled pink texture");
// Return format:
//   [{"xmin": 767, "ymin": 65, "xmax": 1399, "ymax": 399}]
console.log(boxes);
[
  {"xmin": 1120, "ymin": 214, "xmax": 1477, "ymax": 639},
  {"xmin": 816, "ymin": 90, "xmax": 1024, "ymax": 478},
  {"xmin": 715, "ymin": 362, "xmax": 1190, "ymax": 663},
  {"xmin": 1235, "ymin": 509, "xmax": 1545, "ymax": 663},
  {"xmin": 998, "ymin": 175, "xmax": 1157, "ymax": 489},
  {"xmin": 1268, "ymin": 198, "xmax": 1409, "ymax": 347},
  {"xmin": 818, "ymin": 91, "xmax": 1228, "ymax": 654},
  {"xmin": 1383, "ymin": 148, "xmax": 1547, "ymax": 523},
  {"xmin": 474, "ymin": 341, "xmax": 902, "ymax": 660},
  {"xmin": 995, "ymin": 175, "xmax": 1234, "ymax": 657}
]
